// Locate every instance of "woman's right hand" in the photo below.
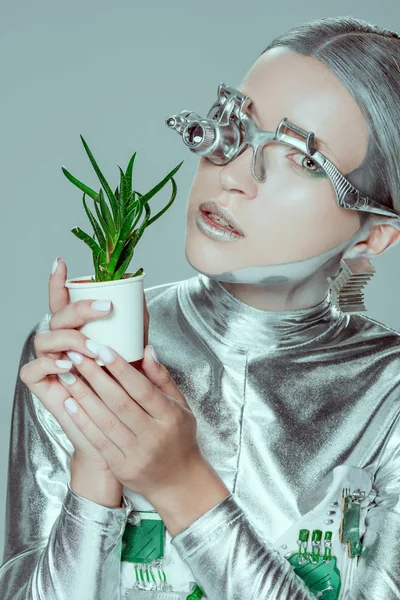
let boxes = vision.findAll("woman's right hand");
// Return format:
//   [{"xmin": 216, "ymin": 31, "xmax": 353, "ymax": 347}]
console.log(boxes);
[{"xmin": 19, "ymin": 257, "xmax": 114, "ymax": 474}]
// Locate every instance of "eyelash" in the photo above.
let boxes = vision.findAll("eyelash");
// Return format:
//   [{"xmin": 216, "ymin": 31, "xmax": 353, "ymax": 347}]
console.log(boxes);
[{"xmin": 286, "ymin": 151, "xmax": 326, "ymax": 178}]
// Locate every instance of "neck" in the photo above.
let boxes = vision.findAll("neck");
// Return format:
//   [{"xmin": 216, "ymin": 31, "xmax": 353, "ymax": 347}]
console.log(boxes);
[{"xmin": 222, "ymin": 272, "xmax": 331, "ymax": 311}]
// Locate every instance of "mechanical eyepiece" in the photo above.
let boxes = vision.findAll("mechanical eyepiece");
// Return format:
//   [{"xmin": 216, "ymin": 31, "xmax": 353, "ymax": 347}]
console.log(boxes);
[{"xmin": 165, "ymin": 110, "xmax": 242, "ymax": 164}]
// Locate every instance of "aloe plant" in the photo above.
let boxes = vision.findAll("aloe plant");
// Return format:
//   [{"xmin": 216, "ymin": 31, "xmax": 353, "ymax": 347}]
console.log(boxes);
[{"xmin": 62, "ymin": 135, "xmax": 183, "ymax": 282}]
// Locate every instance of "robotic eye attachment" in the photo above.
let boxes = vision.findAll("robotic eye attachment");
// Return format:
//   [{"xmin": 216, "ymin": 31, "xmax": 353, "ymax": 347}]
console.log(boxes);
[
  {"xmin": 165, "ymin": 84, "xmax": 248, "ymax": 165},
  {"xmin": 165, "ymin": 83, "xmax": 399, "ymax": 219}
]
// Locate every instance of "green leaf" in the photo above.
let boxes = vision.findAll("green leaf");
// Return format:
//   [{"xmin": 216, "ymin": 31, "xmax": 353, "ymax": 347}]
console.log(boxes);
[
  {"xmin": 113, "ymin": 237, "xmax": 136, "ymax": 279},
  {"xmin": 98, "ymin": 189, "xmax": 116, "ymax": 239},
  {"xmin": 62, "ymin": 166, "xmax": 99, "ymax": 201},
  {"xmin": 147, "ymin": 176, "xmax": 177, "ymax": 226},
  {"xmin": 93, "ymin": 249, "xmax": 101, "ymax": 281},
  {"xmin": 127, "ymin": 204, "xmax": 144, "ymax": 240},
  {"xmin": 106, "ymin": 199, "xmax": 142, "ymax": 274},
  {"xmin": 138, "ymin": 160, "xmax": 183, "ymax": 205},
  {"xmin": 118, "ymin": 167, "xmax": 128, "ymax": 220},
  {"xmin": 79, "ymin": 135, "xmax": 121, "ymax": 228},
  {"xmin": 134, "ymin": 197, "xmax": 151, "ymax": 246},
  {"xmin": 124, "ymin": 152, "xmax": 137, "ymax": 193},
  {"xmin": 71, "ymin": 226, "xmax": 103, "ymax": 257},
  {"xmin": 82, "ymin": 194, "xmax": 107, "ymax": 252},
  {"xmin": 125, "ymin": 190, "xmax": 135, "ymax": 212},
  {"xmin": 93, "ymin": 195, "xmax": 113, "ymax": 244}
]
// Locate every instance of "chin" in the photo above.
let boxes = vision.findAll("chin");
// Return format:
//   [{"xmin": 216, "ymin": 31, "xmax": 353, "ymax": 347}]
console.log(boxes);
[{"xmin": 184, "ymin": 230, "xmax": 243, "ymax": 276}]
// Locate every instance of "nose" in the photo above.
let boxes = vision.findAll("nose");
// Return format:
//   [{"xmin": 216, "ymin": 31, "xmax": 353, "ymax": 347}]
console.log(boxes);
[{"xmin": 218, "ymin": 146, "xmax": 259, "ymax": 199}]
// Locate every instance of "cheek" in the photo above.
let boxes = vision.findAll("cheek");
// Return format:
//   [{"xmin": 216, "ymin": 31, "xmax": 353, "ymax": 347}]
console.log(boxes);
[
  {"xmin": 248, "ymin": 174, "xmax": 359, "ymax": 261},
  {"xmin": 187, "ymin": 159, "xmax": 219, "ymax": 211}
]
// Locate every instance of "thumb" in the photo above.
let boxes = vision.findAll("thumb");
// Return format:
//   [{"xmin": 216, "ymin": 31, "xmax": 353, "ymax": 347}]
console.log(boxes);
[
  {"xmin": 142, "ymin": 345, "xmax": 191, "ymax": 411},
  {"xmin": 49, "ymin": 257, "xmax": 70, "ymax": 314}
]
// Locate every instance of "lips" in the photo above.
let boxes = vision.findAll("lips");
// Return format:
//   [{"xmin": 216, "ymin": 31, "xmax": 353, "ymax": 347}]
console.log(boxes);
[{"xmin": 199, "ymin": 202, "xmax": 245, "ymax": 236}]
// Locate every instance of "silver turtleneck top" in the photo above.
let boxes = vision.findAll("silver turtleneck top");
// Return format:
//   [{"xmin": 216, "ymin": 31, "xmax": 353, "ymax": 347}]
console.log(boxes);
[{"xmin": 1, "ymin": 273, "xmax": 400, "ymax": 600}]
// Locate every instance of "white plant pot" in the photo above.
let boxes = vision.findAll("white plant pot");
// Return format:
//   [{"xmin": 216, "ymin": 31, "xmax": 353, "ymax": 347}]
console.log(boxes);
[{"xmin": 65, "ymin": 271, "xmax": 146, "ymax": 366}]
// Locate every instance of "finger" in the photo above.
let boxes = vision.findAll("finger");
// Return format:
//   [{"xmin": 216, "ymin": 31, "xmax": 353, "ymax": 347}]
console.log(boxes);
[
  {"xmin": 62, "ymin": 395, "xmax": 125, "ymax": 468},
  {"xmin": 144, "ymin": 292, "xmax": 149, "ymax": 348},
  {"xmin": 81, "ymin": 342, "xmax": 170, "ymax": 419},
  {"xmin": 56, "ymin": 359, "xmax": 134, "ymax": 454},
  {"xmin": 142, "ymin": 345, "xmax": 190, "ymax": 410},
  {"xmin": 34, "ymin": 329, "xmax": 100, "ymax": 360},
  {"xmin": 19, "ymin": 355, "xmax": 75, "ymax": 399},
  {"xmin": 49, "ymin": 298, "xmax": 113, "ymax": 331},
  {"xmin": 66, "ymin": 350, "xmax": 151, "ymax": 431},
  {"xmin": 49, "ymin": 258, "xmax": 70, "ymax": 315}
]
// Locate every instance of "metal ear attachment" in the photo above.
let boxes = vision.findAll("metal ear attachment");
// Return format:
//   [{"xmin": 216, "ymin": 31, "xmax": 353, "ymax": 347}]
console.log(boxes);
[{"xmin": 327, "ymin": 258, "xmax": 375, "ymax": 314}]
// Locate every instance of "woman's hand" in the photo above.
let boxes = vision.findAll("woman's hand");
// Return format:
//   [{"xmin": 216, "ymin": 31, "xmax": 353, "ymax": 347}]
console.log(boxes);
[
  {"xmin": 19, "ymin": 257, "xmax": 148, "ymax": 476},
  {"xmin": 49, "ymin": 337, "xmax": 205, "ymax": 503}
]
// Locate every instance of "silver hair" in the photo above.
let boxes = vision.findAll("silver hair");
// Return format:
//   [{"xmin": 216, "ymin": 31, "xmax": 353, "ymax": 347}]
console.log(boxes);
[{"xmin": 259, "ymin": 16, "xmax": 400, "ymax": 225}]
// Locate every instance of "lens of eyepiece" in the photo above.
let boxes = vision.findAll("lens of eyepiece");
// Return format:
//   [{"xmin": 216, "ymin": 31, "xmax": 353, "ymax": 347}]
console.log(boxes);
[
  {"xmin": 183, "ymin": 123, "xmax": 205, "ymax": 147},
  {"xmin": 165, "ymin": 117, "xmax": 177, "ymax": 128}
]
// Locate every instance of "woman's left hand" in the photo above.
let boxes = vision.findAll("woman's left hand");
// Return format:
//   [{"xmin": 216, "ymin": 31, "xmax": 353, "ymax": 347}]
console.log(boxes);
[{"xmin": 58, "ymin": 342, "xmax": 204, "ymax": 501}]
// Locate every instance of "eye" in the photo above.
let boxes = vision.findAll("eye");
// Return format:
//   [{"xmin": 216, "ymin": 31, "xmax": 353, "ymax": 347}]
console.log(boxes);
[{"xmin": 287, "ymin": 151, "xmax": 325, "ymax": 176}]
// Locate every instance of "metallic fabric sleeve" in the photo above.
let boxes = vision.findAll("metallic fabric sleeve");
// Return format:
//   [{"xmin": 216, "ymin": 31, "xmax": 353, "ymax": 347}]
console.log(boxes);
[
  {"xmin": 0, "ymin": 314, "xmax": 133, "ymax": 600},
  {"xmin": 346, "ymin": 411, "xmax": 400, "ymax": 599},
  {"xmin": 171, "ymin": 494, "xmax": 315, "ymax": 599}
]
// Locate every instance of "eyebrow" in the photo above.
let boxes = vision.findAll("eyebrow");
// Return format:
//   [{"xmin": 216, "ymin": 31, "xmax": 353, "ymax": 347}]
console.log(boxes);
[{"xmin": 242, "ymin": 94, "xmax": 338, "ymax": 164}]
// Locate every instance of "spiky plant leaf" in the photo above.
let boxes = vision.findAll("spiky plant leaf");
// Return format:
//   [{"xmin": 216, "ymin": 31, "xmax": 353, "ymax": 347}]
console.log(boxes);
[
  {"xmin": 147, "ymin": 177, "xmax": 177, "ymax": 226},
  {"xmin": 134, "ymin": 198, "xmax": 152, "ymax": 246},
  {"xmin": 71, "ymin": 226, "xmax": 103, "ymax": 257},
  {"xmin": 82, "ymin": 194, "xmax": 107, "ymax": 252},
  {"xmin": 92, "ymin": 248, "xmax": 101, "ymax": 282},
  {"xmin": 113, "ymin": 237, "xmax": 136, "ymax": 279},
  {"xmin": 93, "ymin": 195, "xmax": 113, "ymax": 249},
  {"xmin": 62, "ymin": 167, "xmax": 99, "ymax": 201},
  {"xmin": 79, "ymin": 135, "xmax": 121, "ymax": 229},
  {"xmin": 98, "ymin": 189, "xmax": 116, "ymax": 239},
  {"xmin": 118, "ymin": 167, "xmax": 129, "ymax": 220},
  {"xmin": 125, "ymin": 152, "xmax": 137, "ymax": 193},
  {"xmin": 138, "ymin": 161, "xmax": 183, "ymax": 206}
]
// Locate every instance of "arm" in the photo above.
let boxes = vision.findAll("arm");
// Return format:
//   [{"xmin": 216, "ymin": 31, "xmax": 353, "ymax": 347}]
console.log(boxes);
[
  {"xmin": 170, "ymin": 494, "xmax": 315, "ymax": 600},
  {"xmin": 346, "ymin": 411, "xmax": 400, "ymax": 599},
  {"xmin": 169, "ymin": 416, "xmax": 400, "ymax": 600},
  {"xmin": 0, "ymin": 315, "xmax": 133, "ymax": 600}
]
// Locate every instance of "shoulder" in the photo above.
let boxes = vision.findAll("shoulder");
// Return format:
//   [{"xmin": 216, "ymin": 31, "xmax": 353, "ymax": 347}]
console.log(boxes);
[
  {"xmin": 350, "ymin": 312, "xmax": 400, "ymax": 338},
  {"xmin": 343, "ymin": 312, "xmax": 400, "ymax": 356}
]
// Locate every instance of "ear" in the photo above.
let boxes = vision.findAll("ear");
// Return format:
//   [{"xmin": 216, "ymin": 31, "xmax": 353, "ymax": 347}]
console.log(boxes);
[
  {"xmin": 343, "ymin": 214, "xmax": 400, "ymax": 261},
  {"xmin": 352, "ymin": 223, "xmax": 400, "ymax": 257}
]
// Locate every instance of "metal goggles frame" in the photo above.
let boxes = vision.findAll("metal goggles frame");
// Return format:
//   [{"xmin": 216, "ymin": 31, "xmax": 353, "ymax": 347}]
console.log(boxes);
[{"xmin": 166, "ymin": 83, "xmax": 398, "ymax": 219}]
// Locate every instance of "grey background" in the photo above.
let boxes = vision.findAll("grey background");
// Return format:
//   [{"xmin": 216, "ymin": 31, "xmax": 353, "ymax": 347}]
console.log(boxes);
[{"xmin": 1, "ymin": 0, "xmax": 399, "ymax": 558}]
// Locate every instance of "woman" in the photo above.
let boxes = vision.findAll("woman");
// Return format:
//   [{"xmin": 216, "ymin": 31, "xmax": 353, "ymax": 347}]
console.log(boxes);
[{"xmin": 1, "ymin": 15, "xmax": 400, "ymax": 600}]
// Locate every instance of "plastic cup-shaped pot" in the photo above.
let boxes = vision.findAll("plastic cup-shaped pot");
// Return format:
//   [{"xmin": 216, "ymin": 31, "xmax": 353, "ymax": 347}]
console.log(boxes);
[{"xmin": 65, "ymin": 271, "xmax": 146, "ymax": 366}]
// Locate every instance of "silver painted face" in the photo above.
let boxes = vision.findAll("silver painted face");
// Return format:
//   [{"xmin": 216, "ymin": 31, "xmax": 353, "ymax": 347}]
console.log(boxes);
[{"xmin": 166, "ymin": 83, "xmax": 398, "ymax": 220}]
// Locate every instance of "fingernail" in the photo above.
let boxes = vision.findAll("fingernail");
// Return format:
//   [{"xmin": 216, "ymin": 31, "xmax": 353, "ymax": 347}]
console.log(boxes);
[
  {"xmin": 55, "ymin": 359, "xmax": 73, "ymax": 369},
  {"xmin": 149, "ymin": 345, "xmax": 159, "ymax": 364},
  {"xmin": 64, "ymin": 397, "xmax": 79, "ymax": 414},
  {"xmin": 92, "ymin": 300, "xmax": 112, "ymax": 312},
  {"xmin": 58, "ymin": 372, "xmax": 77, "ymax": 385},
  {"xmin": 51, "ymin": 257, "xmax": 61, "ymax": 275},
  {"xmin": 85, "ymin": 339, "xmax": 99, "ymax": 355},
  {"xmin": 67, "ymin": 351, "xmax": 84, "ymax": 365},
  {"xmin": 97, "ymin": 344, "xmax": 115, "ymax": 364}
]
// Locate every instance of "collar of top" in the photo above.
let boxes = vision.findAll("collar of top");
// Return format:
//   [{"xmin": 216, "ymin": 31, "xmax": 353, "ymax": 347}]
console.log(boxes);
[{"xmin": 178, "ymin": 273, "xmax": 346, "ymax": 352}]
